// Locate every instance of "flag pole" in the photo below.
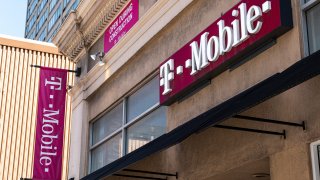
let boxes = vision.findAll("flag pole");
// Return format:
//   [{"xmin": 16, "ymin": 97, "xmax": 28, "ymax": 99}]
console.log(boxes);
[{"xmin": 30, "ymin": 65, "xmax": 81, "ymax": 77}]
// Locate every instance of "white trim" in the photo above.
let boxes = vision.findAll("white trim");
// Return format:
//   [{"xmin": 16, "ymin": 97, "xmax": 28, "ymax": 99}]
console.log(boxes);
[{"xmin": 310, "ymin": 140, "xmax": 320, "ymax": 180}]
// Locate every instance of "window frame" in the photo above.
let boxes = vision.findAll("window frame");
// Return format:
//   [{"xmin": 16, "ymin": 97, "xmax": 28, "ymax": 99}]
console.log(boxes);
[
  {"xmin": 300, "ymin": 0, "xmax": 320, "ymax": 56},
  {"xmin": 88, "ymin": 74, "xmax": 165, "ymax": 172},
  {"xmin": 311, "ymin": 140, "xmax": 320, "ymax": 180}
]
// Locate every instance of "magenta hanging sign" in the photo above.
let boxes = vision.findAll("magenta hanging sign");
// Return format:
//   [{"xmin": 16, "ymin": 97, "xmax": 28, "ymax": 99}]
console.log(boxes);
[
  {"xmin": 159, "ymin": 0, "xmax": 293, "ymax": 105},
  {"xmin": 33, "ymin": 67, "xmax": 68, "ymax": 180},
  {"xmin": 104, "ymin": 0, "xmax": 139, "ymax": 53}
]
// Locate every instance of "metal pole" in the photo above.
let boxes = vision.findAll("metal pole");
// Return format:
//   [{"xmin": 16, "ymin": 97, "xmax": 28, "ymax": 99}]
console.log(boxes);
[
  {"xmin": 124, "ymin": 169, "xmax": 178, "ymax": 177},
  {"xmin": 234, "ymin": 115, "xmax": 306, "ymax": 130},
  {"xmin": 30, "ymin": 65, "xmax": 81, "ymax": 77},
  {"xmin": 214, "ymin": 125, "xmax": 286, "ymax": 139},
  {"xmin": 113, "ymin": 174, "xmax": 167, "ymax": 180}
]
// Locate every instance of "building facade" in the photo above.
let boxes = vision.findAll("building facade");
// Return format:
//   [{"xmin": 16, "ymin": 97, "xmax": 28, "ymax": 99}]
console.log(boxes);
[
  {"xmin": 25, "ymin": 0, "xmax": 80, "ymax": 42},
  {"xmin": 52, "ymin": 0, "xmax": 320, "ymax": 179},
  {"xmin": 0, "ymin": 35, "xmax": 74, "ymax": 180}
]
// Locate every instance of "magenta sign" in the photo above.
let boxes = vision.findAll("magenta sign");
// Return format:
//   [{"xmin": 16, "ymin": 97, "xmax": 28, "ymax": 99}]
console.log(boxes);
[
  {"xmin": 33, "ymin": 67, "xmax": 67, "ymax": 180},
  {"xmin": 159, "ymin": 0, "xmax": 293, "ymax": 105},
  {"xmin": 104, "ymin": 0, "xmax": 139, "ymax": 53}
]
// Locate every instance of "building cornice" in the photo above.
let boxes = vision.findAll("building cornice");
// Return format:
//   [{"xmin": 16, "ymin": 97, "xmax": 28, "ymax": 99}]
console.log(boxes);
[{"xmin": 53, "ymin": 0, "xmax": 128, "ymax": 62}]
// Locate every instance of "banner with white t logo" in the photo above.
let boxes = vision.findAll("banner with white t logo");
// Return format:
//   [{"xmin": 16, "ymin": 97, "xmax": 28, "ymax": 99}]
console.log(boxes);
[{"xmin": 33, "ymin": 67, "xmax": 67, "ymax": 180}]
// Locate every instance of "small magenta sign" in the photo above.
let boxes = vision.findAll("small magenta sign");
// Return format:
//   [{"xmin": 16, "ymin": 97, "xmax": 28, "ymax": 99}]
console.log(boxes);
[{"xmin": 104, "ymin": 0, "xmax": 139, "ymax": 53}]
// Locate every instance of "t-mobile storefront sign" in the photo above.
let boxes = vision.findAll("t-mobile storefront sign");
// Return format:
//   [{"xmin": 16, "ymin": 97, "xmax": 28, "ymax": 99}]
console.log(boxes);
[
  {"xmin": 159, "ymin": 0, "xmax": 293, "ymax": 105},
  {"xmin": 104, "ymin": 0, "xmax": 139, "ymax": 53},
  {"xmin": 33, "ymin": 67, "xmax": 67, "ymax": 180}
]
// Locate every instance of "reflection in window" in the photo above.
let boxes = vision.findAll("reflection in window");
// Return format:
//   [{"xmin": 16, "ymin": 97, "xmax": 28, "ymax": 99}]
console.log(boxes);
[
  {"xmin": 91, "ymin": 133, "xmax": 122, "ymax": 172},
  {"xmin": 92, "ymin": 103, "xmax": 123, "ymax": 145},
  {"xmin": 127, "ymin": 77, "xmax": 159, "ymax": 122},
  {"xmin": 127, "ymin": 107, "xmax": 166, "ymax": 153},
  {"xmin": 89, "ymin": 76, "xmax": 166, "ymax": 172}
]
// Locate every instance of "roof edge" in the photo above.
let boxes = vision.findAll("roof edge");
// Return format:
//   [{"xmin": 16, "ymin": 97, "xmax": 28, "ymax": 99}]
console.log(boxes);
[{"xmin": 0, "ymin": 34, "xmax": 60, "ymax": 54}]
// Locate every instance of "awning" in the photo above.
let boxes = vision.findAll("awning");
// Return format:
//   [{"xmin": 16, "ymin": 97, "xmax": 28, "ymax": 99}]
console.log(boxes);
[{"xmin": 81, "ymin": 49, "xmax": 320, "ymax": 180}]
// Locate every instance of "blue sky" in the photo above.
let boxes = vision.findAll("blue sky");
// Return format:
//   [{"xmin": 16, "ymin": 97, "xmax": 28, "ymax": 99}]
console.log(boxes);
[{"xmin": 0, "ymin": 0, "xmax": 27, "ymax": 38}]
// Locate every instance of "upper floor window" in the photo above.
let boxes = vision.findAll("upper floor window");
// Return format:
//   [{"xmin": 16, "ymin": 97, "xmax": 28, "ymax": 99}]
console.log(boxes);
[
  {"xmin": 38, "ymin": 0, "xmax": 48, "ymax": 16},
  {"xmin": 26, "ymin": 15, "xmax": 37, "ymax": 34},
  {"xmin": 38, "ymin": 28, "xmax": 47, "ymax": 41},
  {"xmin": 50, "ymin": 0, "xmax": 58, "ymax": 12},
  {"xmin": 27, "ymin": 0, "xmax": 37, "ymax": 19},
  {"xmin": 89, "ymin": 76, "xmax": 167, "ymax": 172},
  {"xmin": 36, "ymin": 9, "xmax": 48, "ymax": 33},
  {"xmin": 302, "ymin": 0, "xmax": 320, "ymax": 54},
  {"xmin": 63, "ymin": 0, "xmax": 71, "ymax": 8},
  {"xmin": 48, "ymin": 4, "xmax": 62, "ymax": 31},
  {"xmin": 28, "ymin": 30, "xmax": 36, "ymax": 39},
  {"xmin": 71, "ymin": 0, "xmax": 79, "ymax": 10}
]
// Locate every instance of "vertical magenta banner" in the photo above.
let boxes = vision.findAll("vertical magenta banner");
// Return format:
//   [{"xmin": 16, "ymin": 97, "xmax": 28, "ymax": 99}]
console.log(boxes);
[
  {"xmin": 33, "ymin": 67, "xmax": 67, "ymax": 180},
  {"xmin": 104, "ymin": 0, "xmax": 139, "ymax": 53}
]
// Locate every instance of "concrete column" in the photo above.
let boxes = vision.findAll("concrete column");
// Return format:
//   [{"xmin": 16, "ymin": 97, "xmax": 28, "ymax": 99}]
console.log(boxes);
[
  {"xmin": 270, "ymin": 143, "xmax": 312, "ymax": 180},
  {"xmin": 68, "ymin": 96, "xmax": 89, "ymax": 180}
]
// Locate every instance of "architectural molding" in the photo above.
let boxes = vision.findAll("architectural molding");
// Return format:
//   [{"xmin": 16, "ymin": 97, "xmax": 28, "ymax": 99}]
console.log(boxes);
[
  {"xmin": 69, "ymin": 0, "xmax": 194, "ymax": 100},
  {"xmin": 53, "ymin": 0, "xmax": 128, "ymax": 61}
]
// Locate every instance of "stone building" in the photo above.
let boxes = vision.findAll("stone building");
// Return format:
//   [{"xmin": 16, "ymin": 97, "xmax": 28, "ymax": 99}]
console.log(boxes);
[{"xmin": 53, "ymin": 0, "xmax": 320, "ymax": 179}]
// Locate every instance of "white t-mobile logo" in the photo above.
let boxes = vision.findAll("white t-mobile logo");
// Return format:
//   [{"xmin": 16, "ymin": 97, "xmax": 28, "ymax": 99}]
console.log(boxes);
[{"xmin": 45, "ymin": 77, "xmax": 62, "ymax": 91}]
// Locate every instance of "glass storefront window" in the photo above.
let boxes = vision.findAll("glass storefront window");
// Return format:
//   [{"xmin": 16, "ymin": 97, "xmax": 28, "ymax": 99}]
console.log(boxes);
[
  {"xmin": 127, "ymin": 107, "xmax": 166, "ymax": 153},
  {"xmin": 92, "ymin": 103, "xmax": 123, "ymax": 145},
  {"xmin": 91, "ymin": 133, "xmax": 122, "ymax": 172},
  {"xmin": 127, "ymin": 77, "xmax": 159, "ymax": 122},
  {"xmin": 89, "ymin": 76, "xmax": 166, "ymax": 172}
]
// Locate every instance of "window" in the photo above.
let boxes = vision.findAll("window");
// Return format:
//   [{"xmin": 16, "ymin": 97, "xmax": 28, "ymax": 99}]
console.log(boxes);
[
  {"xmin": 311, "ymin": 140, "xmax": 320, "ymax": 180},
  {"xmin": 71, "ymin": 0, "xmax": 79, "ymax": 10},
  {"xmin": 50, "ymin": 0, "xmax": 58, "ymax": 11},
  {"xmin": 38, "ymin": 28, "xmax": 47, "ymax": 41},
  {"xmin": 36, "ymin": 9, "xmax": 48, "ymax": 33},
  {"xmin": 26, "ymin": 15, "xmax": 37, "ymax": 34},
  {"xmin": 301, "ymin": 0, "xmax": 320, "ymax": 55},
  {"xmin": 48, "ymin": 4, "xmax": 62, "ymax": 31},
  {"xmin": 28, "ymin": 30, "xmax": 36, "ymax": 40},
  {"xmin": 89, "ymin": 76, "xmax": 166, "ymax": 172},
  {"xmin": 64, "ymin": 0, "xmax": 71, "ymax": 8},
  {"xmin": 62, "ymin": 0, "xmax": 79, "ymax": 22},
  {"xmin": 27, "ymin": 0, "xmax": 37, "ymax": 19},
  {"xmin": 37, "ymin": 0, "xmax": 48, "ymax": 16},
  {"xmin": 126, "ymin": 107, "xmax": 166, "ymax": 153}
]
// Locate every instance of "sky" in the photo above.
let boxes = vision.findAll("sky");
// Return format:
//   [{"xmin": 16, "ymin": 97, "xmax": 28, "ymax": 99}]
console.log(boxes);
[{"xmin": 0, "ymin": 0, "xmax": 27, "ymax": 38}]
